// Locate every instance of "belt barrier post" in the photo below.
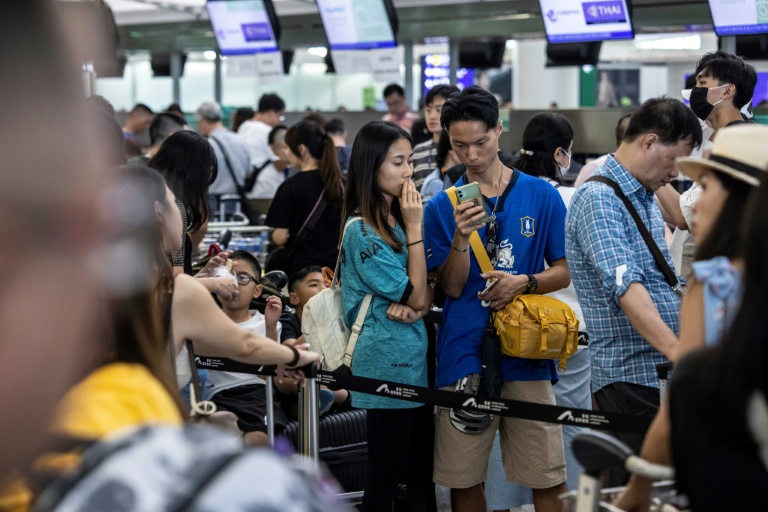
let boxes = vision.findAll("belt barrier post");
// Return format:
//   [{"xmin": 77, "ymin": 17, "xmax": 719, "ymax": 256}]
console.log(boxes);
[
  {"xmin": 297, "ymin": 363, "xmax": 320, "ymax": 467},
  {"xmin": 265, "ymin": 374, "xmax": 275, "ymax": 449},
  {"xmin": 656, "ymin": 363, "xmax": 673, "ymax": 402}
]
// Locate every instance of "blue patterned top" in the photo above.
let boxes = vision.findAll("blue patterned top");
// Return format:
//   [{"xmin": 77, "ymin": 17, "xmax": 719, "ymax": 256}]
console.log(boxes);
[
  {"xmin": 691, "ymin": 256, "xmax": 742, "ymax": 347},
  {"xmin": 566, "ymin": 155, "xmax": 683, "ymax": 391}
]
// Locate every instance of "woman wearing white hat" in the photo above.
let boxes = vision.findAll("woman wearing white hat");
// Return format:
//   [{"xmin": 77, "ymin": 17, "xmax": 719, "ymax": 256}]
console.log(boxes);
[
  {"xmin": 614, "ymin": 123, "xmax": 768, "ymax": 512},
  {"xmin": 673, "ymin": 124, "xmax": 768, "ymax": 360}
]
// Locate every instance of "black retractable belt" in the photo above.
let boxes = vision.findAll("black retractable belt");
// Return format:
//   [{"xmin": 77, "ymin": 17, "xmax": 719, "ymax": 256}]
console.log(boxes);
[{"xmin": 195, "ymin": 357, "xmax": 652, "ymax": 434}]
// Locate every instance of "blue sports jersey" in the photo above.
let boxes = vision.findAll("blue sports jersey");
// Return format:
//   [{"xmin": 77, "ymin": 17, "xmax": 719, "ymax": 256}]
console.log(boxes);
[
  {"xmin": 423, "ymin": 169, "xmax": 567, "ymax": 389},
  {"xmin": 341, "ymin": 218, "xmax": 428, "ymax": 409}
]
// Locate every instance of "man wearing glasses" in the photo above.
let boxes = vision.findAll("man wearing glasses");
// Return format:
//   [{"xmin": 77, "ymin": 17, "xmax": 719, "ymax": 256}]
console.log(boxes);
[{"xmin": 423, "ymin": 86, "xmax": 571, "ymax": 512}]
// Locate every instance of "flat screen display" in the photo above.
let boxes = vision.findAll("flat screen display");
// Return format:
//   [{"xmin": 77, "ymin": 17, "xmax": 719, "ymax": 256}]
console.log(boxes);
[
  {"xmin": 317, "ymin": 0, "xmax": 396, "ymax": 51},
  {"xmin": 539, "ymin": 0, "xmax": 634, "ymax": 44},
  {"xmin": 708, "ymin": 0, "xmax": 768, "ymax": 36},
  {"xmin": 421, "ymin": 54, "xmax": 474, "ymax": 98},
  {"xmin": 207, "ymin": 0, "xmax": 278, "ymax": 55}
]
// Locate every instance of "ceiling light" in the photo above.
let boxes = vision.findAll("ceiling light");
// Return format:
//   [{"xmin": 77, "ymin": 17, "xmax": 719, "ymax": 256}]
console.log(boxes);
[
  {"xmin": 204, "ymin": 51, "xmax": 217, "ymax": 60},
  {"xmin": 308, "ymin": 47, "xmax": 328, "ymax": 58}
]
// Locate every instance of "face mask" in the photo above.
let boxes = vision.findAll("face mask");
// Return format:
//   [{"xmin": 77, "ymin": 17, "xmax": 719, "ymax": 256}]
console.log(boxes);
[
  {"xmin": 682, "ymin": 85, "xmax": 728, "ymax": 121},
  {"xmin": 557, "ymin": 149, "xmax": 571, "ymax": 174}
]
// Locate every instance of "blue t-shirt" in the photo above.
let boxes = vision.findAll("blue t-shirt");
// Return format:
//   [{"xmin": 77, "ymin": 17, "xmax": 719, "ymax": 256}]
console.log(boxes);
[
  {"xmin": 341, "ymin": 218, "xmax": 428, "ymax": 409},
  {"xmin": 424, "ymin": 169, "xmax": 567, "ymax": 389}
]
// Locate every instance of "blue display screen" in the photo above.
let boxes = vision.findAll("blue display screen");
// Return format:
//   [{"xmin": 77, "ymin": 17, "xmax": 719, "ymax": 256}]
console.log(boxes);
[
  {"xmin": 317, "ymin": 0, "xmax": 396, "ymax": 51},
  {"xmin": 539, "ymin": 0, "xmax": 634, "ymax": 44},
  {"xmin": 708, "ymin": 0, "xmax": 768, "ymax": 36},
  {"xmin": 207, "ymin": 0, "xmax": 279, "ymax": 55}
]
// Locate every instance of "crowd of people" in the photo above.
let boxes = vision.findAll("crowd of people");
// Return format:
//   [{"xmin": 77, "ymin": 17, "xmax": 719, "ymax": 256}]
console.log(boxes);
[{"xmin": 2, "ymin": 7, "xmax": 768, "ymax": 510}]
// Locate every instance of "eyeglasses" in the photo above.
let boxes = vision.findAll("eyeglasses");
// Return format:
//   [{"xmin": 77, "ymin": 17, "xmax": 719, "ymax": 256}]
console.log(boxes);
[
  {"xmin": 485, "ymin": 219, "xmax": 499, "ymax": 263},
  {"xmin": 236, "ymin": 273, "xmax": 258, "ymax": 286}
]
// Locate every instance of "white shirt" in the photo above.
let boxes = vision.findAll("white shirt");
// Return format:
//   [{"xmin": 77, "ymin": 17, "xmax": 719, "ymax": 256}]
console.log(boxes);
[
  {"xmin": 238, "ymin": 120, "xmax": 283, "ymax": 199},
  {"xmin": 541, "ymin": 178, "xmax": 587, "ymax": 342},
  {"xmin": 207, "ymin": 311, "xmax": 282, "ymax": 397}
]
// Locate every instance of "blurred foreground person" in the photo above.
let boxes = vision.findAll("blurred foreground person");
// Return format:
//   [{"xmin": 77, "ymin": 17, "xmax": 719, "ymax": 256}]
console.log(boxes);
[{"xmin": 0, "ymin": 1, "xmax": 114, "ymax": 471}]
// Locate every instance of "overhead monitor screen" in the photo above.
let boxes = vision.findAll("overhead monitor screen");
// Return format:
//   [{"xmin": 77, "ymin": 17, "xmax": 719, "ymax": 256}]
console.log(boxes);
[
  {"xmin": 317, "ymin": 0, "xmax": 396, "ymax": 50},
  {"xmin": 207, "ymin": 0, "xmax": 278, "ymax": 55},
  {"xmin": 539, "ymin": 0, "xmax": 634, "ymax": 44},
  {"xmin": 708, "ymin": 0, "xmax": 768, "ymax": 36}
]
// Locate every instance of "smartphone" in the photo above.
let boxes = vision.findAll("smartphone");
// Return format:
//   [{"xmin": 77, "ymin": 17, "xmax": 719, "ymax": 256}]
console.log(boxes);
[
  {"xmin": 480, "ymin": 278, "xmax": 498, "ymax": 296},
  {"xmin": 455, "ymin": 182, "xmax": 490, "ymax": 225}
]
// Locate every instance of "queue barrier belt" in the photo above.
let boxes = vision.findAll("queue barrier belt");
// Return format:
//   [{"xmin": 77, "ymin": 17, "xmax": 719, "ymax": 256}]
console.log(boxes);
[{"xmin": 195, "ymin": 357, "xmax": 652, "ymax": 434}]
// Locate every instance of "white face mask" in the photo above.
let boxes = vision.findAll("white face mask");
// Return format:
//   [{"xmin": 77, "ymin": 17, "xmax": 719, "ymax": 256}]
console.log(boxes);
[{"xmin": 558, "ymin": 149, "xmax": 571, "ymax": 174}]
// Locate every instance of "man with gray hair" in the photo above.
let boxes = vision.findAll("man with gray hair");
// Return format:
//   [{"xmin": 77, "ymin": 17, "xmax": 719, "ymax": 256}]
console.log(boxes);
[{"xmin": 196, "ymin": 101, "xmax": 252, "ymax": 220}]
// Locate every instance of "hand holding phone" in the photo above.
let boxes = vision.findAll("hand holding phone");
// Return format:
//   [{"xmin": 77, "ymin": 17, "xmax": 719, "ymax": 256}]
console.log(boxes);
[
  {"xmin": 479, "ymin": 278, "xmax": 498, "ymax": 296},
  {"xmin": 455, "ymin": 182, "xmax": 490, "ymax": 226}
]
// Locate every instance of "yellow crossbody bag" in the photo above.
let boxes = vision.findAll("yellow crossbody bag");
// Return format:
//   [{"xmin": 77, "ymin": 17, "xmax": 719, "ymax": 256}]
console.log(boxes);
[{"xmin": 446, "ymin": 187, "xmax": 579, "ymax": 372}]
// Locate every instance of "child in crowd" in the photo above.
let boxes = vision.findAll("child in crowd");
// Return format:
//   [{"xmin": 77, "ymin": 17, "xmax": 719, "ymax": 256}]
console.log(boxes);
[
  {"xmin": 208, "ymin": 250, "xmax": 289, "ymax": 445},
  {"xmin": 276, "ymin": 266, "xmax": 349, "ymax": 417}
]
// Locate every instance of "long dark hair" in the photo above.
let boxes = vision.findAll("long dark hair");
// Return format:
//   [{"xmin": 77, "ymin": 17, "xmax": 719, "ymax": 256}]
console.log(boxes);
[
  {"xmin": 343, "ymin": 121, "xmax": 412, "ymax": 251},
  {"xmin": 435, "ymin": 130, "xmax": 453, "ymax": 171},
  {"xmin": 512, "ymin": 112, "xmax": 573, "ymax": 184},
  {"xmin": 692, "ymin": 177, "xmax": 768, "ymax": 424},
  {"xmin": 285, "ymin": 120, "xmax": 343, "ymax": 205},
  {"xmin": 148, "ymin": 130, "xmax": 217, "ymax": 232},
  {"xmin": 231, "ymin": 107, "xmax": 254, "ymax": 133},
  {"xmin": 695, "ymin": 172, "xmax": 754, "ymax": 262},
  {"xmin": 112, "ymin": 164, "xmax": 181, "ymax": 413}
]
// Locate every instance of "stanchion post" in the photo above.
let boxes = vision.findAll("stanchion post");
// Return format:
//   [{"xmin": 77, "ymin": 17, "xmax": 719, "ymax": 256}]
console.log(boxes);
[
  {"xmin": 297, "ymin": 363, "xmax": 319, "ymax": 467},
  {"xmin": 265, "ymin": 374, "xmax": 275, "ymax": 449}
]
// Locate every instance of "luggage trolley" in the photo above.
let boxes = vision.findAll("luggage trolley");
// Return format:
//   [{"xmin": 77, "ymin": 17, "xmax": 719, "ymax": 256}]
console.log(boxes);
[{"xmin": 559, "ymin": 431, "xmax": 685, "ymax": 511}]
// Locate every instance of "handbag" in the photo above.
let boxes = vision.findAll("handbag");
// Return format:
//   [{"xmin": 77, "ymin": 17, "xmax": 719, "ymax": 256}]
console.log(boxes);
[
  {"xmin": 302, "ymin": 217, "xmax": 372, "ymax": 374},
  {"xmin": 446, "ymin": 187, "xmax": 579, "ymax": 372},
  {"xmin": 264, "ymin": 192, "xmax": 327, "ymax": 273},
  {"xmin": 586, "ymin": 175, "xmax": 684, "ymax": 297},
  {"xmin": 209, "ymin": 136, "xmax": 261, "ymax": 225}
]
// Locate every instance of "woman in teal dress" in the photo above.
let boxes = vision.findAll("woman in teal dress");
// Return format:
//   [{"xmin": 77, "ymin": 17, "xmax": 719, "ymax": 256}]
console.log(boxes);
[{"xmin": 341, "ymin": 121, "xmax": 435, "ymax": 512}]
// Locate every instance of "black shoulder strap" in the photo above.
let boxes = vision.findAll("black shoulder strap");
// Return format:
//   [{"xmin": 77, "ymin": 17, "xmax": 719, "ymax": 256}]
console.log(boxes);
[
  {"xmin": 288, "ymin": 192, "xmax": 328, "ymax": 249},
  {"xmin": 586, "ymin": 176, "xmax": 682, "ymax": 294},
  {"xmin": 209, "ymin": 136, "xmax": 244, "ymax": 192}
]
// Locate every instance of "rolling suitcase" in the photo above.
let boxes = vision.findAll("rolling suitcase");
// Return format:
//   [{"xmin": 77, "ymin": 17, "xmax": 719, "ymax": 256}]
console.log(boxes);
[{"xmin": 280, "ymin": 409, "xmax": 368, "ymax": 492}]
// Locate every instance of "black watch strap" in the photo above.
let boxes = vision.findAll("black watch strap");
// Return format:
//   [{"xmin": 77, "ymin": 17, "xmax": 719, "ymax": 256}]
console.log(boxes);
[{"xmin": 526, "ymin": 274, "xmax": 538, "ymax": 294}]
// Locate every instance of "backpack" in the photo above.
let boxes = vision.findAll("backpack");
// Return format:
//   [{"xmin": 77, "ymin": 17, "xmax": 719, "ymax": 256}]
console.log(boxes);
[
  {"xmin": 302, "ymin": 217, "xmax": 372, "ymax": 374},
  {"xmin": 34, "ymin": 425, "xmax": 345, "ymax": 512}
]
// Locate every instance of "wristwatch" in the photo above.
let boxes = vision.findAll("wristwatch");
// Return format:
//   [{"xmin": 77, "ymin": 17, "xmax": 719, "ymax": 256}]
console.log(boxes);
[{"xmin": 525, "ymin": 274, "xmax": 538, "ymax": 294}]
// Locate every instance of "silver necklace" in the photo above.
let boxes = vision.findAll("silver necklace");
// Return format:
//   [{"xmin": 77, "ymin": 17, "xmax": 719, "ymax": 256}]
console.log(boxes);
[{"xmin": 489, "ymin": 161, "xmax": 504, "ymax": 222}]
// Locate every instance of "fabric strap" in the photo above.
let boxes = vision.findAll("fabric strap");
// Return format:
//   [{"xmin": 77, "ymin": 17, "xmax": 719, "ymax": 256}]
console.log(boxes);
[
  {"xmin": 586, "ymin": 176, "xmax": 683, "ymax": 295},
  {"xmin": 446, "ymin": 187, "xmax": 495, "ymax": 274},
  {"xmin": 333, "ymin": 217, "xmax": 373, "ymax": 366},
  {"xmin": 209, "ymin": 136, "xmax": 245, "ymax": 193}
]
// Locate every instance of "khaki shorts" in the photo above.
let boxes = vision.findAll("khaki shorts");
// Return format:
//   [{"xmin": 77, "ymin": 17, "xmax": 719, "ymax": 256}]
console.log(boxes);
[{"xmin": 433, "ymin": 380, "xmax": 567, "ymax": 489}]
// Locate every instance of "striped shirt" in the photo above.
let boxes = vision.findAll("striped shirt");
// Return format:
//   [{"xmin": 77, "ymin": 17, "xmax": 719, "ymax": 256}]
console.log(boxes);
[
  {"xmin": 566, "ymin": 155, "xmax": 681, "ymax": 392},
  {"xmin": 411, "ymin": 139, "xmax": 437, "ymax": 190}
]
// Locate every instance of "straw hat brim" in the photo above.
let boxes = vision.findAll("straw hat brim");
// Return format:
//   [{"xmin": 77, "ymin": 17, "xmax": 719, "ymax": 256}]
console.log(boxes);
[{"xmin": 675, "ymin": 157, "xmax": 761, "ymax": 187}]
